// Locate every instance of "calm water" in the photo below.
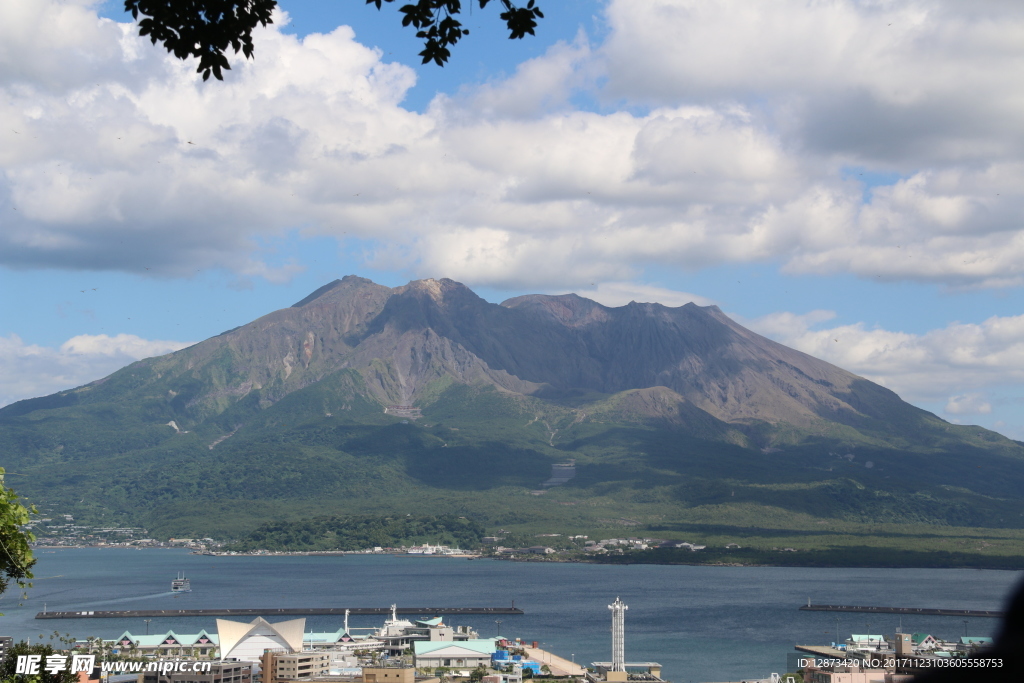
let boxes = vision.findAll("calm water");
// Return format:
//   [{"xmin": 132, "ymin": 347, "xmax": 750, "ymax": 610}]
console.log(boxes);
[{"xmin": 1, "ymin": 549, "xmax": 1020, "ymax": 683}]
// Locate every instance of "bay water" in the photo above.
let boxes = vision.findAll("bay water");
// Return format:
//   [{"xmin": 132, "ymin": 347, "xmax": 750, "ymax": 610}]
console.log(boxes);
[{"xmin": 1, "ymin": 549, "xmax": 1020, "ymax": 683}]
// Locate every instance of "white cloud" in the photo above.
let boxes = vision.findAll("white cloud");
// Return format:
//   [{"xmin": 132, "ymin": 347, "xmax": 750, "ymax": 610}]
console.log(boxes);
[
  {"xmin": 945, "ymin": 393, "xmax": 993, "ymax": 416},
  {"xmin": 601, "ymin": 0, "xmax": 1024, "ymax": 163},
  {"xmin": 567, "ymin": 282, "xmax": 716, "ymax": 308},
  {"xmin": 743, "ymin": 311, "xmax": 1024, "ymax": 403},
  {"xmin": 0, "ymin": 333, "xmax": 193, "ymax": 408},
  {"xmin": 1, "ymin": 0, "xmax": 1024, "ymax": 293}
]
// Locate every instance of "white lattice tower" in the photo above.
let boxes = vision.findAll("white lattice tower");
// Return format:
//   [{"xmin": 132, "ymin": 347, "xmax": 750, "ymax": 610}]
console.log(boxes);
[{"xmin": 608, "ymin": 597, "xmax": 628, "ymax": 672}]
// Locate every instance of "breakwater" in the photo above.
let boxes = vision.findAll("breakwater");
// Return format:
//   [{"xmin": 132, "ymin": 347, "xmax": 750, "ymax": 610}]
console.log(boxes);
[
  {"xmin": 800, "ymin": 604, "xmax": 1003, "ymax": 618},
  {"xmin": 36, "ymin": 606, "xmax": 523, "ymax": 619}
]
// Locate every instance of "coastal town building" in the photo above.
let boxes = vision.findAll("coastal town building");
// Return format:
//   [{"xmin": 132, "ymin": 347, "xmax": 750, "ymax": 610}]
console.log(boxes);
[
  {"xmin": 797, "ymin": 627, "xmax": 999, "ymax": 682},
  {"xmin": 98, "ymin": 618, "xmax": 380, "ymax": 661},
  {"xmin": 260, "ymin": 650, "xmax": 331, "ymax": 681},
  {"xmin": 412, "ymin": 639, "xmax": 497, "ymax": 669},
  {"xmin": 74, "ymin": 600, "xmax": 643, "ymax": 683},
  {"xmin": 0, "ymin": 636, "xmax": 13, "ymax": 662},
  {"xmin": 139, "ymin": 662, "xmax": 252, "ymax": 683},
  {"xmin": 219, "ymin": 618, "xmax": 306, "ymax": 661},
  {"xmin": 106, "ymin": 629, "xmax": 220, "ymax": 658}
]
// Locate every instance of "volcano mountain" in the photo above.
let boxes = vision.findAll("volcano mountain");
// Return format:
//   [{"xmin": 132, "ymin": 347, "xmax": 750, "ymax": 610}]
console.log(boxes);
[{"xmin": 3, "ymin": 276, "xmax": 1023, "ymax": 547}]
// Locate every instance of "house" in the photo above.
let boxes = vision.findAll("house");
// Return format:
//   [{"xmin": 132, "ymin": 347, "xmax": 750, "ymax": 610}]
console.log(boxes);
[
  {"xmin": 911, "ymin": 634, "xmax": 938, "ymax": 650},
  {"xmin": 260, "ymin": 650, "xmax": 330, "ymax": 681},
  {"xmin": 139, "ymin": 661, "xmax": 250, "ymax": 683},
  {"xmin": 959, "ymin": 636, "xmax": 993, "ymax": 649},
  {"xmin": 413, "ymin": 639, "xmax": 497, "ymax": 669},
  {"xmin": 847, "ymin": 635, "xmax": 888, "ymax": 651},
  {"xmin": 104, "ymin": 629, "xmax": 220, "ymax": 658}
]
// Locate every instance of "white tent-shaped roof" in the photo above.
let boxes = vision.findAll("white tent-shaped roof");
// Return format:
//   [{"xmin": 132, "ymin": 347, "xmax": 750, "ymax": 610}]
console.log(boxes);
[{"xmin": 217, "ymin": 617, "xmax": 306, "ymax": 661}]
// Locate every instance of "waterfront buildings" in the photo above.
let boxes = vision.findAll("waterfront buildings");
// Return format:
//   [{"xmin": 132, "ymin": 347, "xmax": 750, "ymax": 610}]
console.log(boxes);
[
  {"xmin": 73, "ymin": 599, "xmax": 651, "ymax": 683},
  {"xmin": 412, "ymin": 640, "xmax": 498, "ymax": 669},
  {"xmin": 260, "ymin": 650, "xmax": 331, "ymax": 681},
  {"xmin": 219, "ymin": 618, "xmax": 306, "ymax": 661},
  {"xmin": 0, "ymin": 636, "xmax": 12, "ymax": 662},
  {"xmin": 139, "ymin": 662, "xmax": 252, "ymax": 683},
  {"xmin": 795, "ymin": 628, "xmax": 998, "ymax": 682}
]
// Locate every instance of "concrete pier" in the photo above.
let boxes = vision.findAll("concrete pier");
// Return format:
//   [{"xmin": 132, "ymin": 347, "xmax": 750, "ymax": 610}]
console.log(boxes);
[
  {"xmin": 36, "ymin": 606, "xmax": 524, "ymax": 619},
  {"xmin": 800, "ymin": 604, "xmax": 1002, "ymax": 618}
]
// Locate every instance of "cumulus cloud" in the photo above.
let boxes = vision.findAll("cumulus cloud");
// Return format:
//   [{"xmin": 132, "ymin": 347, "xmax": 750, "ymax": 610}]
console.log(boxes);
[
  {"xmin": 742, "ymin": 310, "xmax": 1024, "ymax": 404},
  {"xmin": 602, "ymin": 0, "xmax": 1024, "ymax": 164},
  {"xmin": 0, "ymin": 333, "xmax": 193, "ymax": 408},
  {"xmin": 2, "ymin": 0, "xmax": 1024, "ymax": 292}
]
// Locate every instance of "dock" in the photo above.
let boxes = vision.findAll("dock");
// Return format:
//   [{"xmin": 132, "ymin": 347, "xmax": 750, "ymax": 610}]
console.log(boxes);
[
  {"xmin": 36, "ymin": 606, "xmax": 524, "ymax": 619},
  {"xmin": 800, "ymin": 604, "xmax": 1003, "ymax": 618}
]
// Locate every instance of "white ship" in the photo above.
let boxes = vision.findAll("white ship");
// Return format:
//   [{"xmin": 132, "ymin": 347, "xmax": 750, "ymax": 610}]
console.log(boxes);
[{"xmin": 171, "ymin": 572, "xmax": 191, "ymax": 592}]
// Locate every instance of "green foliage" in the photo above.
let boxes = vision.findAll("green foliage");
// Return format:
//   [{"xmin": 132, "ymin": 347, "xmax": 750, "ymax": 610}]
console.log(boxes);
[
  {"xmin": 0, "ymin": 641, "xmax": 79, "ymax": 683},
  {"xmin": 0, "ymin": 469, "xmax": 35, "ymax": 608},
  {"xmin": 4, "ymin": 352, "xmax": 1024, "ymax": 567},
  {"xmin": 226, "ymin": 514, "xmax": 485, "ymax": 551},
  {"xmin": 593, "ymin": 545, "xmax": 1024, "ymax": 570}
]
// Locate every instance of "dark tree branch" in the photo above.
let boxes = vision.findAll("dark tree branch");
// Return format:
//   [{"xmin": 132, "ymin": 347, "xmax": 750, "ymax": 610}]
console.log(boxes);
[
  {"xmin": 125, "ymin": 1, "xmax": 544, "ymax": 80},
  {"xmin": 125, "ymin": 1, "xmax": 277, "ymax": 81}
]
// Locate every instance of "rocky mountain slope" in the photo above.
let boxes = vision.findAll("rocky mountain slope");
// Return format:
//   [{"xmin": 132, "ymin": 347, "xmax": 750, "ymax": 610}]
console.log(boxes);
[{"xmin": 2, "ymin": 276, "xmax": 1023, "ymax": 539}]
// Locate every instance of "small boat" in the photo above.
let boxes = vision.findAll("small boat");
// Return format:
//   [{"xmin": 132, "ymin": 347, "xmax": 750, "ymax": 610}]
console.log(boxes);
[{"xmin": 171, "ymin": 572, "xmax": 191, "ymax": 592}]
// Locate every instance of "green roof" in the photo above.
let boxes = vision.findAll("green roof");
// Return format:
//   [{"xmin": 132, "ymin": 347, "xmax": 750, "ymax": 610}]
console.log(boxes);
[
  {"xmin": 416, "ymin": 617, "xmax": 445, "ymax": 627},
  {"xmin": 414, "ymin": 639, "xmax": 497, "ymax": 656},
  {"xmin": 111, "ymin": 630, "xmax": 219, "ymax": 648},
  {"xmin": 960, "ymin": 637, "xmax": 993, "ymax": 645},
  {"xmin": 308, "ymin": 629, "xmax": 351, "ymax": 642},
  {"xmin": 911, "ymin": 634, "xmax": 933, "ymax": 644}
]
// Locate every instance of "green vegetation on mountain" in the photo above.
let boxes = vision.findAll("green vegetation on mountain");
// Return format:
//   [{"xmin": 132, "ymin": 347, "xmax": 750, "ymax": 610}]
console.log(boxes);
[
  {"xmin": 226, "ymin": 514, "xmax": 485, "ymax": 552},
  {"xmin": 594, "ymin": 545, "xmax": 1024, "ymax": 569},
  {"xmin": 3, "ymin": 276, "xmax": 1024, "ymax": 568}
]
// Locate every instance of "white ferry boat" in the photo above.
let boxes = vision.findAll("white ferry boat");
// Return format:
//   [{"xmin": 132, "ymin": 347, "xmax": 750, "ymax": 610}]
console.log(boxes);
[{"xmin": 171, "ymin": 572, "xmax": 191, "ymax": 592}]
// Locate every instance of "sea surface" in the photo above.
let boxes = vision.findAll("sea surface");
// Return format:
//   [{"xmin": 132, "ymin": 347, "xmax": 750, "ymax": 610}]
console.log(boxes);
[{"xmin": 1, "ymin": 549, "xmax": 1020, "ymax": 683}]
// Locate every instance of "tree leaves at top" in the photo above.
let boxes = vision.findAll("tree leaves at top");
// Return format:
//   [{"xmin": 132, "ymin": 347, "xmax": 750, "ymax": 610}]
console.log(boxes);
[
  {"xmin": 125, "ymin": 1, "xmax": 276, "ymax": 81},
  {"xmin": 125, "ymin": 1, "xmax": 544, "ymax": 81},
  {"xmin": 368, "ymin": 0, "xmax": 544, "ymax": 66}
]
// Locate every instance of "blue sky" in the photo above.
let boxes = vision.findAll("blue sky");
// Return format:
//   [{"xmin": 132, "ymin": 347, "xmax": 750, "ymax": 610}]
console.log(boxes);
[{"xmin": 2, "ymin": 0, "xmax": 1023, "ymax": 438}]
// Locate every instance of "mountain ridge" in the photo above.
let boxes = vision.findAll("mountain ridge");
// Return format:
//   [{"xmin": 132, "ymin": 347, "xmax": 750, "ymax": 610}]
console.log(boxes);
[{"xmin": 2, "ymin": 275, "xmax": 1023, "ymax": 543}]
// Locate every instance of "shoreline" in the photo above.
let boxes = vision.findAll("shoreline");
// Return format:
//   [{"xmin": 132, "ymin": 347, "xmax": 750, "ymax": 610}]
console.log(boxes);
[{"xmin": 29, "ymin": 546, "xmax": 1024, "ymax": 570}]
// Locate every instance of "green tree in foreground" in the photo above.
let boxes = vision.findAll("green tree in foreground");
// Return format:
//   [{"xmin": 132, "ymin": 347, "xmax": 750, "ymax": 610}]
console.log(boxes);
[
  {"xmin": 0, "ymin": 641, "xmax": 79, "ymax": 683},
  {"xmin": 125, "ymin": 0, "xmax": 544, "ymax": 81},
  {"xmin": 0, "ymin": 468, "xmax": 35, "ymax": 612}
]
